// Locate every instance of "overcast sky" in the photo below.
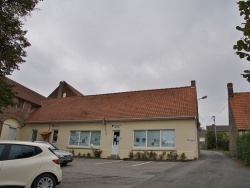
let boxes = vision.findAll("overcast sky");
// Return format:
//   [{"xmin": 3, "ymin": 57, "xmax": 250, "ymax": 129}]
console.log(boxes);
[{"xmin": 10, "ymin": 0, "xmax": 250, "ymax": 128}]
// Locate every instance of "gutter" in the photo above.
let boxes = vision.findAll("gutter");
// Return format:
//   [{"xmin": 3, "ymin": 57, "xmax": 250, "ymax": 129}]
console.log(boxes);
[{"xmin": 24, "ymin": 116, "xmax": 196, "ymax": 124}]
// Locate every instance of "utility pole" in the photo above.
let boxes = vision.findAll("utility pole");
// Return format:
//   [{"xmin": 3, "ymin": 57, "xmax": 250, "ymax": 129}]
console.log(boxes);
[{"xmin": 212, "ymin": 116, "xmax": 218, "ymax": 149}]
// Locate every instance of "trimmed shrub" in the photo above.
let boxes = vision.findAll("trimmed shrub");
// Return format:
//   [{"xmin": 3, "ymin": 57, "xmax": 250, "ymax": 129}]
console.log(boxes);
[{"xmin": 237, "ymin": 131, "xmax": 250, "ymax": 165}]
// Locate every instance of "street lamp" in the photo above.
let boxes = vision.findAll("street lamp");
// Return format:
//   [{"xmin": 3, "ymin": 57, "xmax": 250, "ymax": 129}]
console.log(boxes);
[
  {"xmin": 197, "ymin": 96, "xmax": 207, "ymax": 127},
  {"xmin": 198, "ymin": 96, "xmax": 207, "ymax": 100}
]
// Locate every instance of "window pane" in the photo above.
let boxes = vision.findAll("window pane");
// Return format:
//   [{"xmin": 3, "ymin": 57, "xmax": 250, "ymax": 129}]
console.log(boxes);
[
  {"xmin": 147, "ymin": 130, "xmax": 160, "ymax": 147},
  {"xmin": 161, "ymin": 130, "xmax": 175, "ymax": 147},
  {"xmin": 69, "ymin": 131, "xmax": 78, "ymax": 145},
  {"xmin": 8, "ymin": 145, "xmax": 36, "ymax": 160},
  {"xmin": 79, "ymin": 131, "xmax": 90, "ymax": 146},
  {"xmin": 134, "ymin": 131, "xmax": 146, "ymax": 147},
  {"xmin": 90, "ymin": 131, "xmax": 101, "ymax": 146},
  {"xmin": 0, "ymin": 144, "xmax": 4, "ymax": 159}
]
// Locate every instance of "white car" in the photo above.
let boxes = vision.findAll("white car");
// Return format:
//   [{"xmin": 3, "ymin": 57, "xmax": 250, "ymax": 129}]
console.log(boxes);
[{"xmin": 0, "ymin": 140, "xmax": 62, "ymax": 188}]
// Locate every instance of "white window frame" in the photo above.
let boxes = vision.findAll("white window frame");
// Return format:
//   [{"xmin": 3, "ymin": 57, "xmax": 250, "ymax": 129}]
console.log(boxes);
[
  {"xmin": 69, "ymin": 131, "xmax": 101, "ymax": 146},
  {"xmin": 133, "ymin": 130, "xmax": 175, "ymax": 148}
]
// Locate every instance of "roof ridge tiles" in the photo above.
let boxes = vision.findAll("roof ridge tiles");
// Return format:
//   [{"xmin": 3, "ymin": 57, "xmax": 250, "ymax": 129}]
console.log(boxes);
[{"xmin": 85, "ymin": 85, "xmax": 192, "ymax": 97}]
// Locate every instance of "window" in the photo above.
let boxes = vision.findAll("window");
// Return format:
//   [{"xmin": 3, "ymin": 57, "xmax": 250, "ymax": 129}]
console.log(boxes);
[
  {"xmin": 134, "ymin": 131, "xmax": 146, "ymax": 147},
  {"xmin": 133, "ymin": 130, "xmax": 175, "ymax": 147},
  {"xmin": 8, "ymin": 145, "xmax": 42, "ymax": 160},
  {"xmin": 161, "ymin": 130, "xmax": 175, "ymax": 147},
  {"xmin": 0, "ymin": 144, "xmax": 5, "ymax": 160},
  {"xmin": 90, "ymin": 131, "xmax": 101, "ymax": 146},
  {"xmin": 69, "ymin": 131, "xmax": 101, "ymax": 146},
  {"xmin": 147, "ymin": 130, "xmax": 160, "ymax": 147}
]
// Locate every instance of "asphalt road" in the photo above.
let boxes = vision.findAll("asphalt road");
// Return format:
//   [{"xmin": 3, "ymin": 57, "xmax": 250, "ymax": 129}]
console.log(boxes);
[
  {"xmin": 134, "ymin": 150, "xmax": 250, "ymax": 188},
  {"xmin": 58, "ymin": 150, "xmax": 250, "ymax": 188}
]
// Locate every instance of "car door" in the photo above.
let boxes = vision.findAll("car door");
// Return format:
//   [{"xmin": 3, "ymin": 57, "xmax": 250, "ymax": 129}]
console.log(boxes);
[{"xmin": 0, "ymin": 144, "xmax": 42, "ymax": 186}]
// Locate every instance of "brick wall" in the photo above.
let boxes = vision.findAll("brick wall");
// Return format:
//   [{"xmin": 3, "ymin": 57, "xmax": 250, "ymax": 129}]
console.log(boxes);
[{"xmin": 0, "ymin": 99, "xmax": 38, "ymax": 136}]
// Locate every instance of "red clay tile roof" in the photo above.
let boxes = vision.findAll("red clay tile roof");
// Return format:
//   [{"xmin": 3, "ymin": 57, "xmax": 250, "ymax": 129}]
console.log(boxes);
[
  {"xmin": 25, "ymin": 85, "xmax": 198, "ymax": 122},
  {"xmin": 6, "ymin": 77, "xmax": 46, "ymax": 106},
  {"xmin": 229, "ymin": 92, "xmax": 250, "ymax": 130}
]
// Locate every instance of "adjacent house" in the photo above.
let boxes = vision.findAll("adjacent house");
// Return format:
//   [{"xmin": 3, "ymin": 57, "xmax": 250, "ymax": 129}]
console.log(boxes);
[
  {"xmin": 206, "ymin": 125, "xmax": 229, "ymax": 135},
  {"xmin": 227, "ymin": 83, "xmax": 250, "ymax": 157},
  {"xmin": 20, "ymin": 80, "xmax": 200, "ymax": 160},
  {"xmin": 48, "ymin": 80, "xmax": 84, "ymax": 99},
  {"xmin": 0, "ymin": 78, "xmax": 46, "ymax": 140}
]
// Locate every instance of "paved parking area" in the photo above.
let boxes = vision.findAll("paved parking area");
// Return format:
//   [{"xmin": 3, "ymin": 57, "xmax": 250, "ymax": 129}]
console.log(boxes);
[{"xmin": 58, "ymin": 158, "xmax": 180, "ymax": 188}]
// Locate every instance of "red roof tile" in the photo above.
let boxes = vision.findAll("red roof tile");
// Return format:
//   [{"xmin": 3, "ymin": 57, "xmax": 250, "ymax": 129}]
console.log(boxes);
[
  {"xmin": 25, "ymin": 85, "xmax": 198, "ymax": 122},
  {"xmin": 229, "ymin": 92, "xmax": 250, "ymax": 130},
  {"xmin": 6, "ymin": 77, "xmax": 46, "ymax": 106}
]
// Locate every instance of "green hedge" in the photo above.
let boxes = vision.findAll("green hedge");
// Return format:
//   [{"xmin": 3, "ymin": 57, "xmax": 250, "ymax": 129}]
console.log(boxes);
[
  {"xmin": 237, "ymin": 131, "xmax": 250, "ymax": 165},
  {"xmin": 206, "ymin": 131, "xmax": 229, "ymax": 150}
]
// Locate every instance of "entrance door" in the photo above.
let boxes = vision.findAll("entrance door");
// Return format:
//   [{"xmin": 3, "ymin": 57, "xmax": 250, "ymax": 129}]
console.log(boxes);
[
  {"xmin": 52, "ymin": 130, "xmax": 58, "ymax": 145},
  {"xmin": 111, "ymin": 131, "xmax": 120, "ymax": 155},
  {"xmin": 7, "ymin": 127, "xmax": 16, "ymax": 140}
]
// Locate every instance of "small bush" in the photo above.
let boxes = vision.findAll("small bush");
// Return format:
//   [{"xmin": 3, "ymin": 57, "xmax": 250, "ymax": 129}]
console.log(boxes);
[
  {"xmin": 168, "ymin": 151, "xmax": 178, "ymax": 161},
  {"xmin": 141, "ymin": 151, "xmax": 149, "ymax": 160},
  {"xmin": 159, "ymin": 151, "xmax": 166, "ymax": 160},
  {"xmin": 86, "ymin": 153, "xmax": 91, "ymax": 158},
  {"xmin": 128, "ymin": 151, "xmax": 134, "ymax": 160},
  {"xmin": 135, "ymin": 152, "xmax": 142, "ymax": 160},
  {"xmin": 180, "ymin": 152, "xmax": 187, "ymax": 160},
  {"xmin": 92, "ymin": 149, "xmax": 102, "ymax": 158},
  {"xmin": 148, "ymin": 151, "xmax": 158, "ymax": 160}
]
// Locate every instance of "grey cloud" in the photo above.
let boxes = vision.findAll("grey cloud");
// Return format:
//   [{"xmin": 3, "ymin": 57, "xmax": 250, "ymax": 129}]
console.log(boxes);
[{"xmin": 10, "ymin": 0, "xmax": 250, "ymax": 127}]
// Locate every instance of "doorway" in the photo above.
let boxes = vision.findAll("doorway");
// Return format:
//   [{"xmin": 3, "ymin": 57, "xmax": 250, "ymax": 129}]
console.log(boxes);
[
  {"xmin": 7, "ymin": 127, "xmax": 16, "ymax": 140},
  {"xmin": 111, "ymin": 131, "xmax": 120, "ymax": 155}
]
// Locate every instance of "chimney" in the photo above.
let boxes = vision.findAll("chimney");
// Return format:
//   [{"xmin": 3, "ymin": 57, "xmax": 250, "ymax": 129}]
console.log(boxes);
[
  {"xmin": 57, "ymin": 81, "xmax": 64, "ymax": 98},
  {"xmin": 191, "ymin": 80, "xmax": 196, "ymax": 88},
  {"xmin": 227, "ymin": 83, "xmax": 234, "ymax": 98}
]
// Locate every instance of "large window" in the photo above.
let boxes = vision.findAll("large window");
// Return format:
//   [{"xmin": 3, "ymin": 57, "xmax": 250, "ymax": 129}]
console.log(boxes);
[
  {"xmin": 69, "ymin": 131, "xmax": 101, "ymax": 146},
  {"xmin": 133, "ymin": 130, "xmax": 175, "ymax": 147}
]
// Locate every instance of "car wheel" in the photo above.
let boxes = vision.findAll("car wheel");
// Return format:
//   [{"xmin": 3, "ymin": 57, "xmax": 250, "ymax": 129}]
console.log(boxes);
[{"xmin": 32, "ymin": 173, "xmax": 56, "ymax": 188}]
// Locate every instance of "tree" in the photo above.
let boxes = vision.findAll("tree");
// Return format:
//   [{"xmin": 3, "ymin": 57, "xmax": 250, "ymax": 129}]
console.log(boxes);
[
  {"xmin": 234, "ymin": 1, "xmax": 250, "ymax": 82},
  {"xmin": 0, "ymin": 0, "xmax": 42, "ymax": 110},
  {"xmin": 0, "ymin": 78, "xmax": 15, "ymax": 113},
  {"xmin": 206, "ymin": 131, "xmax": 229, "ymax": 150}
]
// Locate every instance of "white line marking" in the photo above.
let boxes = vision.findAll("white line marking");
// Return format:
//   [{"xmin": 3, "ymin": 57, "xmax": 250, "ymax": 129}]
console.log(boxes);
[
  {"xmin": 133, "ymin": 161, "xmax": 152, "ymax": 167},
  {"xmin": 96, "ymin": 161, "xmax": 122, "ymax": 165}
]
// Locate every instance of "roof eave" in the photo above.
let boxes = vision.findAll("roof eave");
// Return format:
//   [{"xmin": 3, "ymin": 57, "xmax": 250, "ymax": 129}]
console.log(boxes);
[{"xmin": 24, "ymin": 116, "xmax": 197, "ymax": 124}]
